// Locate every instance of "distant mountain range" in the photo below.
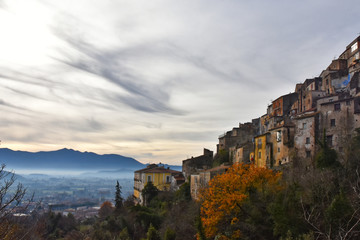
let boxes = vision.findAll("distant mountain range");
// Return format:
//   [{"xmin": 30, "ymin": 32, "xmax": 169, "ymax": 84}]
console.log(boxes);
[{"xmin": 0, "ymin": 148, "xmax": 181, "ymax": 177}]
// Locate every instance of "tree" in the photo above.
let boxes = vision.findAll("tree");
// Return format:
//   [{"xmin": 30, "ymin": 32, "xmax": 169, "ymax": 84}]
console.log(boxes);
[
  {"xmin": 99, "ymin": 201, "xmax": 114, "ymax": 220},
  {"xmin": 118, "ymin": 227, "xmax": 131, "ymax": 240},
  {"xmin": 175, "ymin": 182, "xmax": 191, "ymax": 202},
  {"xmin": 115, "ymin": 180, "xmax": 124, "ymax": 213},
  {"xmin": 146, "ymin": 223, "xmax": 161, "ymax": 240},
  {"xmin": 195, "ymin": 216, "xmax": 207, "ymax": 240},
  {"xmin": 142, "ymin": 182, "xmax": 159, "ymax": 206},
  {"xmin": 298, "ymin": 130, "xmax": 360, "ymax": 239},
  {"xmin": 315, "ymin": 129, "xmax": 339, "ymax": 168},
  {"xmin": 212, "ymin": 149, "xmax": 229, "ymax": 167},
  {"xmin": 0, "ymin": 164, "xmax": 28, "ymax": 220},
  {"xmin": 164, "ymin": 227, "xmax": 176, "ymax": 240},
  {"xmin": 0, "ymin": 164, "xmax": 33, "ymax": 240},
  {"xmin": 199, "ymin": 163, "xmax": 283, "ymax": 239}
]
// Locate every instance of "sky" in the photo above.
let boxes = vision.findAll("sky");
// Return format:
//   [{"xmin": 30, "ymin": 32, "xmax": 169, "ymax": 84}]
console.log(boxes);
[{"xmin": 0, "ymin": 0, "xmax": 359, "ymax": 165}]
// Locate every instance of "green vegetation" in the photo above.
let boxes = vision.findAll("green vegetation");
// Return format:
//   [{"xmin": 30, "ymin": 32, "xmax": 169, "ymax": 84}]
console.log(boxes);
[
  {"xmin": 212, "ymin": 149, "xmax": 229, "ymax": 167},
  {"xmin": 315, "ymin": 129, "xmax": 339, "ymax": 168}
]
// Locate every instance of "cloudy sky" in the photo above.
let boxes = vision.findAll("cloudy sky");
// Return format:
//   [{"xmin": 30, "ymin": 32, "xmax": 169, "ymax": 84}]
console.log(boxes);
[{"xmin": 0, "ymin": 0, "xmax": 359, "ymax": 165}]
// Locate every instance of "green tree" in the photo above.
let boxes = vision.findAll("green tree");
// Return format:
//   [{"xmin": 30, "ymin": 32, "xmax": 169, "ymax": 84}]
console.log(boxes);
[
  {"xmin": 175, "ymin": 182, "xmax": 191, "ymax": 202},
  {"xmin": 212, "ymin": 149, "xmax": 229, "ymax": 167},
  {"xmin": 142, "ymin": 182, "xmax": 159, "ymax": 206},
  {"xmin": 315, "ymin": 129, "xmax": 339, "ymax": 168},
  {"xmin": 147, "ymin": 224, "xmax": 161, "ymax": 240},
  {"xmin": 195, "ymin": 216, "xmax": 207, "ymax": 240},
  {"xmin": 119, "ymin": 227, "xmax": 131, "ymax": 240},
  {"xmin": 163, "ymin": 227, "xmax": 176, "ymax": 240},
  {"xmin": 115, "ymin": 180, "xmax": 124, "ymax": 213}
]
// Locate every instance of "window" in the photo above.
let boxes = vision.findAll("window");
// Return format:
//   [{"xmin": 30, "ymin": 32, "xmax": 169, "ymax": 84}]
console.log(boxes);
[
  {"xmin": 257, "ymin": 138, "xmax": 262, "ymax": 148},
  {"xmin": 326, "ymin": 135, "xmax": 333, "ymax": 147},
  {"xmin": 306, "ymin": 151, "xmax": 311, "ymax": 158},
  {"xmin": 277, "ymin": 147, "xmax": 280, "ymax": 153},
  {"xmin": 351, "ymin": 42, "xmax": 358, "ymax": 52},
  {"xmin": 147, "ymin": 175, "xmax": 152, "ymax": 182},
  {"xmin": 166, "ymin": 176, "xmax": 171, "ymax": 183},
  {"xmin": 258, "ymin": 151, "xmax": 262, "ymax": 159},
  {"xmin": 346, "ymin": 100, "xmax": 351, "ymax": 106},
  {"xmin": 276, "ymin": 131, "xmax": 282, "ymax": 142},
  {"xmin": 330, "ymin": 119, "xmax": 336, "ymax": 127},
  {"xmin": 306, "ymin": 137, "xmax": 310, "ymax": 144},
  {"xmin": 334, "ymin": 103, "xmax": 340, "ymax": 111},
  {"xmin": 303, "ymin": 123, "xmax": 307, "ymax": 129}
]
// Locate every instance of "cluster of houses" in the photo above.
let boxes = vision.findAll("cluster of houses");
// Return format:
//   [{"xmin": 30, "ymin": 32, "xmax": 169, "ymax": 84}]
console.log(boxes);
[{"xmin": 134, "ymin": 36, "xmax": 360, "ymax": 203}]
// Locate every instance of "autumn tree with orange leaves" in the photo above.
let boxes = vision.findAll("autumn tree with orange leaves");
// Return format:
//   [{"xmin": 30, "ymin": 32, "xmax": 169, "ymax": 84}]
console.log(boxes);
[{"xmin": 199, "ymin": 163, "xmax": 283, "ymax": 240}]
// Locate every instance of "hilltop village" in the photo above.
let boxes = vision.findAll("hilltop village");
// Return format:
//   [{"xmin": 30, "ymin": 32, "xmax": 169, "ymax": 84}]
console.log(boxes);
[{"xmin": 134, "ymin": 36, "xmax": 360, "ymax": 203}]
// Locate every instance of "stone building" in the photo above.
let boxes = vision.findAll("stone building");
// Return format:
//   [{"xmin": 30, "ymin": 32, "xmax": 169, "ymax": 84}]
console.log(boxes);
[
  {"xmin": 320, "ymin": 60, "xmax": 348, "ymax": 94},
  {"xmin": 340, "ymin": 36, "xmax": 360, "ymax": 75},
  {"xmin": 294, "ymin": 112, "xmax": 319, "ymax": 166},
  {"xmin": 190, "ymin": 164, "xmax": 230, "ymax": 200},
  {"xmin": 233, "ymin": 142, "xmax": 253, "ymax": 164},
  {"xmin": 217, "ymin": 122, "xmax": 255, "ymax": 153},
  {"xmin": 182, "ymin": 148, "xmax": 213, "ymax": 181},
  {"xmin": 268, "ymin": 124, "xmax": 295, "ymax": 166},
  {"xmin": 292, "ymin": 78, "xmax": 324, "ymax": 114},
  {"xmin": 317, "ymin": 95, "xmax": 360, "ymax": 154},
  {"xmin": 253, "ymin": 133, "xmax": 271, "ymax": 168}
]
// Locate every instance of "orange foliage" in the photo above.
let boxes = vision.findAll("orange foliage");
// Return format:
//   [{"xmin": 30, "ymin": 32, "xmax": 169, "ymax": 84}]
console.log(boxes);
[
  {"xmin": 0, "ymin": 221, "xmax": 19, "ymax": 240},
  {"xmin": 199, "ymin": 163, "xmax": 282, "ymax": 239},
  {"xmin": 99, "ymin": 200, "xmax": 114, "ymax": 219}
]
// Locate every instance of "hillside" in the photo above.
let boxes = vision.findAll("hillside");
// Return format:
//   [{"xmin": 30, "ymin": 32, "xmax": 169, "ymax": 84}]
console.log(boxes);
[{"xmin": 0, "ymin": 148, "xmax": 145, "ymax": 173}]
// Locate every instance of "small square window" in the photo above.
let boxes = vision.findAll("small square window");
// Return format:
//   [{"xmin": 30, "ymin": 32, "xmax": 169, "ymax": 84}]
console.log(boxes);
[
  {"xmin": 306, "ymin": 151, "xmax": 311, "ymax": 158},
  {"xmin": 334, "ymin": 103, "xmax": 340, "ymax": 111},
  {"xmin": 277, "ymin": 147, "xmax": 280, "ymax": 153},
  {"xmin": 147, "ymin": 175, "xmax": 152, "ymax": 182},
  {"xmin": 303, "ymin": 123, "xmax": 307, "ymax": 129},
  {"xmin": 306, "ymin": 137, "xmax": 310, "ymax": 144},
  {"xmin": 258, "ymin": 151, "xmax": 261, "ymax": 159},
  {"xmin": 346, "ymin": 100, "xmax": 351, "ymax": 106},
  {"xmin": 330, "ymin": 119, "xmax": 336, "ymax": 127}
]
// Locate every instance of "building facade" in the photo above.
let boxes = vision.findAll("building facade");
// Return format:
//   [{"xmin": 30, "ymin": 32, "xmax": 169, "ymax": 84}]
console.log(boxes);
[{"xmin": 134, "ymin": 164, "xmax": 182, "ymax": 204}]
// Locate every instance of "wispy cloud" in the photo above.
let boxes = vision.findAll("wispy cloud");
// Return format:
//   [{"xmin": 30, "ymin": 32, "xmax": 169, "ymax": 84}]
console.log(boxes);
[{"xmin": 0, "ymin": 0, "xmax": 359, "ymax": 164}]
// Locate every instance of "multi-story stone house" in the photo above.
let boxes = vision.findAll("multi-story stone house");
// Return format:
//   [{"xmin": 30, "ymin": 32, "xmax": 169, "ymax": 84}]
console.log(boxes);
[
  {"xmin": 190, "ymin": 164, "xmax": 230, "ymax": 200},
  {"xmin": 233, "ymin": 142, "xmax": 253, "ymax": 164},
  {"xmin": 320, "ymin": 60, "xmax": 348, "ymax": 94},
  {"xmin": 182, "ymin": 148, "xmax": 213, "ymax": 181},
  {"xmin": 294, "ymin": 111, "xmax": 319, "ymax": 167},
  {"xmin": 340, "ymin": 36, "xmax": 360, "ymax": 75},
  {"xmin": 292, "ymin": 77, "xmax": 324, "ymax": 114},
  {"xmin": 253, "ymin": 133, "xmax": 270, "ymax": 168},
  {"xmin": 217, "ymin": 122, "xmax": 255, "ymax": 163},
  {"xmin": 317, "ymin": 94, "xmax": 360, "ymax": 154},
  {"xmin": 217, "ymin": 122, "xmax": 255, "ymax": 152}
]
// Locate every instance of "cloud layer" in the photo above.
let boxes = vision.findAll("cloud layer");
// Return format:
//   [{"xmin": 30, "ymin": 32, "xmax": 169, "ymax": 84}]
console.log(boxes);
[{"xmin": 0, "ymin": 0, "xmax": 359, "ymax": 164}]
